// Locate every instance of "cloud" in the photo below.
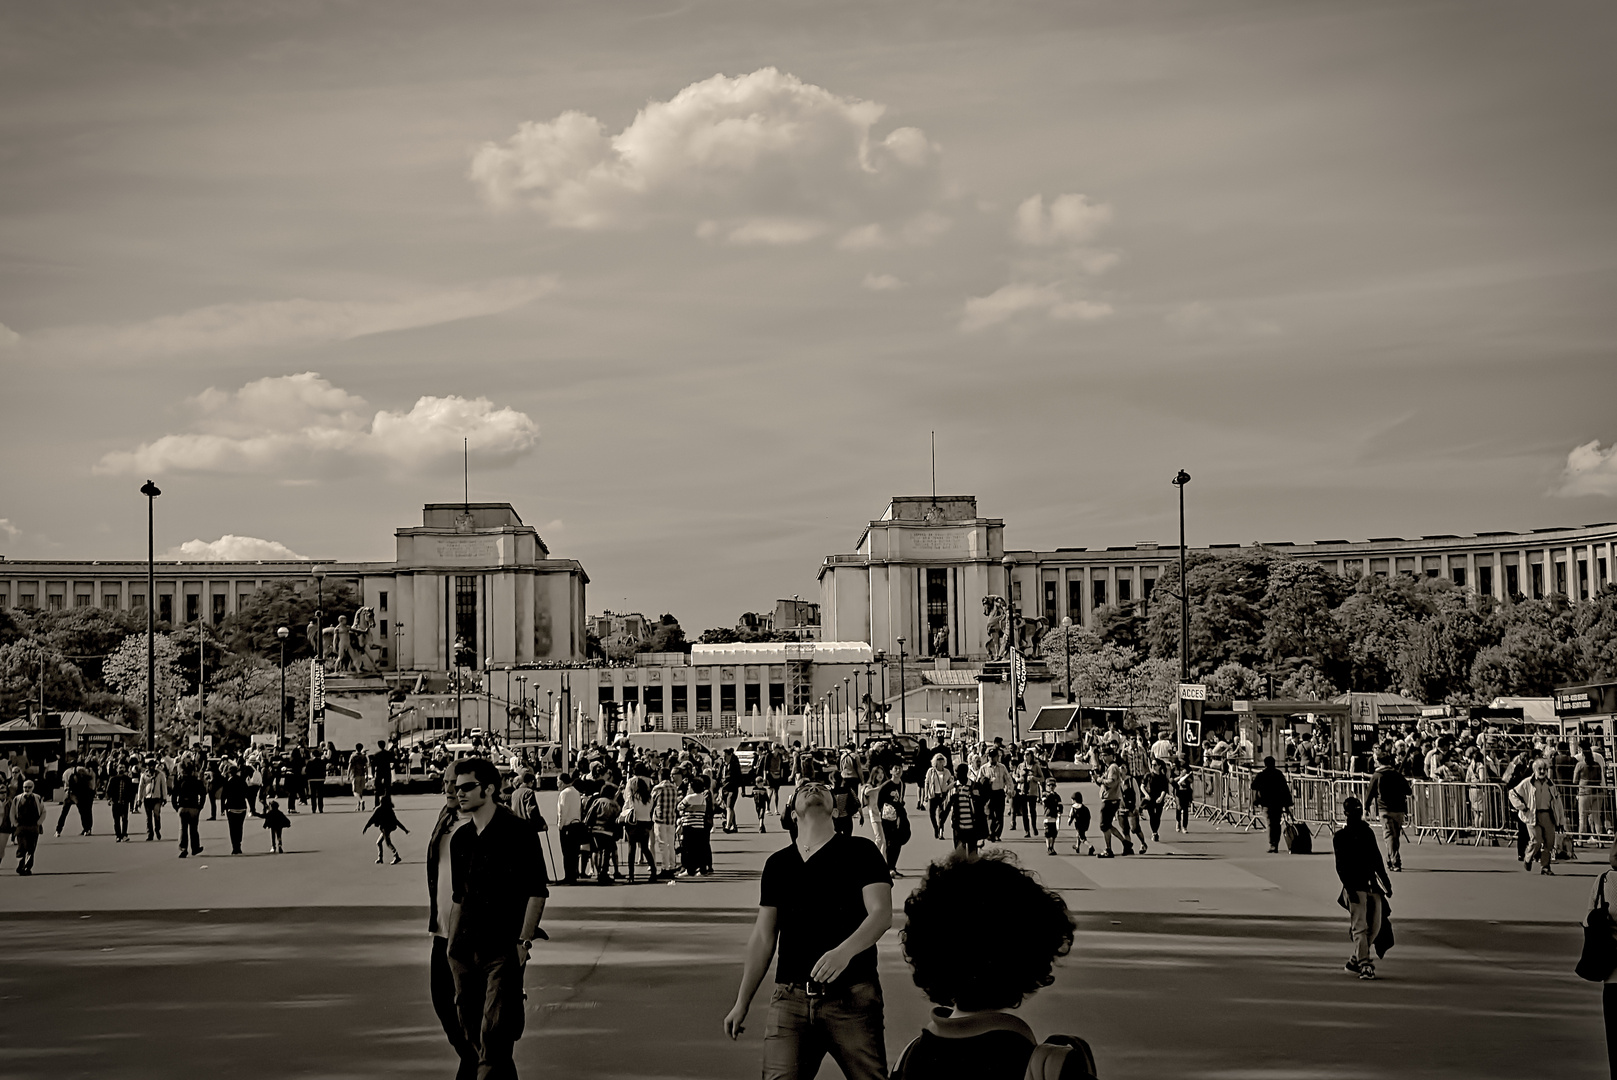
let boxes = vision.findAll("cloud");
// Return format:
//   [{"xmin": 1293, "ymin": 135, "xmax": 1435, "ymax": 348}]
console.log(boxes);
[
  {"xmin": 0, "ymin": 519, "xmax": 19, "ymax": 540},
  {"xmin": 93, "ymin": 372, "xmax": 539, "ymax": 477},
  {"xmin": 163, "ymin": 535, "xmax": 309, "ymax": 561},
  {"xmin": 1013, "ymin": 193, "xmax": 1112, "ymax": 246},
  {"xmin": 0, "ymin": 322, "xmax": 19, "ymax": 349},
  {"xmin": 34, "ymin": 278, "xmax": 556, "ymax": 360},
  {"xmin": 470, "ymin": 68, "xmax": 945, "ymax": 246},
  {"xmin": 1166, "ymin": 301, "xmax": 1282, "ymax": 337},
  {"xmin": 861, "ymin": 273, "xmax": 903, "ymax": 291},
  {"xmin": 959, "ymin": 283, "xmax": 1113, "ymax": 332},
  {"xmin": 1557, "ymin": 440, "xmax": 1617, "ymax": 497}
]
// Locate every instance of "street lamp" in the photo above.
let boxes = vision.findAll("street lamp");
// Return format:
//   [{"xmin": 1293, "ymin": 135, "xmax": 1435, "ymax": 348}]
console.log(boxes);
[
  {"xmin": 843, "ymin": 676, "xmax": 851, "ymax": 745},
  {"xmin": 504, "ymin": 664, "xmax": 513, "ymax": 744},
  {"xmin": 276, "ymin": 626, "xmax": 290, "ymax": 747},
  {"xmin": 311, "ymin": 569, "xmax": 326, "ymax": 745},
  {"xmin": 485, "ymin": 656, "xmax": 495, "ymax": 739},
  {"xmin": 546, "ymin": 688, "xmax": 553, "ymax": 742},
  {"xmin": 1172, "ymin": 469, "xmax": 1192, "ymax": 683},
  {"xmin": 140, "ymin": 480, "xmax": 161, "ymax": 751},
  {"xmin": 895, "ymin": 636, "xmax": 907, "ymax": 737}
]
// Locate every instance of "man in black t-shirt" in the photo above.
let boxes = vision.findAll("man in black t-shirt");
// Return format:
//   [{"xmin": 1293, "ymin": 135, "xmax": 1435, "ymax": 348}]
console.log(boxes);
[{"xmin": 724, "ymin": 778, "xmax": 892, "ymax": 1080}]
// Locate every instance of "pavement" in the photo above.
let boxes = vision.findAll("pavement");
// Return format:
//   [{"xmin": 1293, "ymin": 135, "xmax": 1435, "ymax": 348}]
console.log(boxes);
[{"xmin": 1, "ymin": 785, "xmax": 1610, "ymax": 1079}]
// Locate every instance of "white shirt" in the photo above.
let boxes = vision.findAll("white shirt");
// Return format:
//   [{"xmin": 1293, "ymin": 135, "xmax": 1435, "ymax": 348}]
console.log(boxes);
[
  {"xmin": 556, "ymin": 785, "xmax": 582, "ymax": 828},
  {"xmin": 433, "ymin": 816, "xmax": 466, "ymax": 939},
  {"xmin": 1150, "ymin": 738, "xmax": 1175, "ymax": 762}
]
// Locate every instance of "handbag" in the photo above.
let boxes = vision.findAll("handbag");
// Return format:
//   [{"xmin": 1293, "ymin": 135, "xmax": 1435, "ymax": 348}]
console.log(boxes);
[{"xmin": 1577, "ymin": 871, "xmax": 1617, "ymax": 982}]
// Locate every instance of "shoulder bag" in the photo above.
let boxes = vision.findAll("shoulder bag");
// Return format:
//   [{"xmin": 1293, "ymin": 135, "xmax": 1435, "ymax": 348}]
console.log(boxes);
[{"xmin": 1577, "ymin": 871, "xmax": 1617, "ymax": 982}]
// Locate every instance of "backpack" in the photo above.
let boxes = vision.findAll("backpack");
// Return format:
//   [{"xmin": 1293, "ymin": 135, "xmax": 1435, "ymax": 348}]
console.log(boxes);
[{"xmin": 893, "ymin": 1032, "xmax": 1098, "ymax": 1080}]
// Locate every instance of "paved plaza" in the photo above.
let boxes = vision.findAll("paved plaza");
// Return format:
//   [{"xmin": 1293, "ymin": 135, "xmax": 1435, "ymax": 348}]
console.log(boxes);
[{"xmin": 1, "ymin": 784, "xmax": 1609, "ymax": 1080}]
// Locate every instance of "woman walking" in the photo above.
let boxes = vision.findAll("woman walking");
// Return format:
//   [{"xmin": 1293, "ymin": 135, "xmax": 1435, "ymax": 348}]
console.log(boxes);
[
  {"xmin": 221, "ymin": 763, "xmax": 250, "ymax": 855},
  {"xmin": 947, "ymin": 764, "xmax": 986, "ymax": 857}
]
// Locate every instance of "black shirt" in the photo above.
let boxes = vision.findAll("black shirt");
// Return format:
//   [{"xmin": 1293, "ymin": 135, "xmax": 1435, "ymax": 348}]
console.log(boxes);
[
  {"xmin": 759, "ymin": 833, "xmax": 889, "ymax": 987},
  {"xmin": 449, "ymin": 806, "xmax": 549, "ymax": 961}
]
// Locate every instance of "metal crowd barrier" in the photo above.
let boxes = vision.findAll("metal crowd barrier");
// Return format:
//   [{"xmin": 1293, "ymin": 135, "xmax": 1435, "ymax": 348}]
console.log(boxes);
[{"xmin": 1185, "ymin": 768, "xmax": 1615, "ymax": 849}]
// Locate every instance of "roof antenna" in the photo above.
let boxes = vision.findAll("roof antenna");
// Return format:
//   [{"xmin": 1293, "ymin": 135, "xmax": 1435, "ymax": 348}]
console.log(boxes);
[
  {"xmin": 931, "ymin": 430, "xmax": 936, "ymax": 503},
  {"xmin": 463, "ymin": 437, "xmax": 469, "ymax": 511}
]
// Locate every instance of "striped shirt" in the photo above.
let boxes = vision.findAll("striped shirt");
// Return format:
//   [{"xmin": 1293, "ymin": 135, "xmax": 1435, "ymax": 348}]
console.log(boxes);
[{"xmin": 677, "ymin": 792, "xmax": 709, "ymax": 830}]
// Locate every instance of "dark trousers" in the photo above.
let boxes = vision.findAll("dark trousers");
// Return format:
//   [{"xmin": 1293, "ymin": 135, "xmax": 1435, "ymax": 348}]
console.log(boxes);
[
  {"xmin": 559, "ymin": 823, "xmax": 587, "ymax": 883},
  {"xmin": 144, "ymin": 799, "xmax": 163, "ymax": 839},
  {"xmin": 308, "ymin": 780, "xmax": 324, "ymax": 813},
  {"xmin": 15, "ymin": 830, "xmax": 39, "ymax": 871},
  {"xmin": 448, "ymin": 949, "xmax": 526, "ymax": 1080},
  {"xmin": 1604, "ymin": 983, "xmax": 1617, "ymax": 1080},
  {"xmin": 761, "ymin": 979, "xmax": 887, "ymax": 1080},
  {"xmin": 431, "ymin": 937, "xmax": 478, "ymax": 1080},
  {"xmin": 178, "ymin": 808, "xmax": 202, "ymax": 855},
  {"xmin": 928, "ymin": 794, "xmax": 947, "ymax": 838},
  {"xmin": 1146, "ymin": 803, "xmax": 1165, "ymax": 835},
  {"xmin": 1266, "ymin": 806, "xmax": 1284, "ymax": 850},
  {"xmin": 208, "ymin": 789, "xmax": 219, "ymax": 819},
  {"xmin": 227, "ymin": 810, "xmax": 246, "ymax": 853},
  {"xmin": 986, "ymin": 791, "xmax": 1005, "ymax": 840},
  {"xmin": 56, "ymin": 798, "xmax": 73, "ymax": 833},
  {"xmin": 77, "ymin": 800, "xmax": 94, "ymax": 834},
  {"xmin": 112, "ymin": 802, "xmax": 130, "ymax": 839}
]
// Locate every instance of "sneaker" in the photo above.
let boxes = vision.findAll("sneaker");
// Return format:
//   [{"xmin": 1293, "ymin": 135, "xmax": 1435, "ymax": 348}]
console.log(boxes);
[
  {"xmin": 178, "ymin": 851, "xmax": 187, "ymax": 859},
  {"xmin": 1121, "ymin": 845, "xmax": 1135, "ymax": 856},
  {"xmin": 1268, "ymin": 846, "xmax": 1279, "ymax": 854},
  {"xmin": 1524, "ymin": 859, "xmax": 1535, "ymax": 872},
  {"xmin": 391, "ymin": 855, "xmax": 402, "ymax": 865},
  {"xmin": 376, "ymin": 855, "xmax": 384, "ymax": 864},
  {"xmin": 1343, "ymin": 957, "xmax": 1362, "ymax": 975},
  {"xmin": 1098, "ymin": 850, "xmax": 1115, "ymax": 859},
  {"xmin": 1139, "ymin": 841, "xmax": 1149, "ymax": 855},
  {"xmin": 1358, "ymin": 964, "xmax": 1377, "ymax": 981},
  {"xmin": 1541, "ymin": 866, "xmax": 1555, "ymax": 875},
  {"xmin": 1152, "ymin": 833, "xmax": 1160, "ymax": 842}
]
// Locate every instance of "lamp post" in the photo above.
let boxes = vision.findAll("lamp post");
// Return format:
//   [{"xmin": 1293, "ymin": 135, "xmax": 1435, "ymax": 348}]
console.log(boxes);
[
  {"xmin": 1001, "ymin": 554, "xmax": 1022, "ymax": 744},
  {"xmin": 515, "ymin": 674, "xmax": 527, "ymax": 738},
  {"xmin": 1172, "ymin": 470, "xmax": 1192, "ymax": 683},
  {"xmin": 276, "ymin": 626, "xmax": 290, "ymax": 747},
  {"xmin": 312, "ymin": 569, "xmax": 326, "ymax": 745},
  {"xmin": 842, "ymin": 676, "xmax": 851, "ymax": 744},
  {"xmin": 895, "ymin": 635, "xmax": 907, "ymax": 736},
  {"xmin": 140, "ymin": 480, "xmax": 161, "ymax": 751},
  {"xmin": 546, "ymin": 688, "xmax": 553, "ymax": 742},
  {"xmin": 196, "ymin": 618, "xmax": 206, "ymax": 745},
  {"xmin": 504, "ymin": 665, "xmax": 513, "ymax": 743}
]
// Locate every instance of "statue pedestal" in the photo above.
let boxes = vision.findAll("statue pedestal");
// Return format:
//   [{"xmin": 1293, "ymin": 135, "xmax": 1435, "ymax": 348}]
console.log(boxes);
[
  {"xmin": 975, "ymin": 658, "xmax": 1054, "ymax": 746},
  {"xmin": 317, "ymin": 675, "xmax": 392, "ymax": 751}
]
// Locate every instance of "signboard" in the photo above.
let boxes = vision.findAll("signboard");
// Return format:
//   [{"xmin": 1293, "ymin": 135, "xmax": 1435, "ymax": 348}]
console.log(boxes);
[
  {"xmin": 1351, "ymin": 721, "xmax": 1377, "ymax": 755},
  {"xmin": 1182, "ymin": 719, "xmax": 1202, "ymax": 747},
  {"xmin": 1179, "ymin": 683, "xmax": 1206, "ymax": 701},
  {"xmin": 249, "ymin": 733, "xmax": 277, "ymax": 746}
]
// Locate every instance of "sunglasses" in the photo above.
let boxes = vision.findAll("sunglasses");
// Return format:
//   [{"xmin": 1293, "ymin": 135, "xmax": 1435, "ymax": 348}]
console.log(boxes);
[{"xmin": 454, "ymin": 780, "xmax": 485, "ymax": 794}]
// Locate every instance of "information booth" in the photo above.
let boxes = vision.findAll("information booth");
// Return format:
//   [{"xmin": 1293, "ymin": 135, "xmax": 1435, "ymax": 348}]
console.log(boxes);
[
  {"xmin": 1554, "ymin": 681, "xmax": 1617, "ymax": 761},
  {"xmin": 1228, "ymin": 699, "xmax": 1353, "ymax": 770}
]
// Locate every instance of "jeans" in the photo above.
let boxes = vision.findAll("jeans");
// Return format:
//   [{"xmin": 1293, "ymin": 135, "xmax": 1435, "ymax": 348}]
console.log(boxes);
[
  {"xmin": 761, "ymin": 980, "xmax": 886, "ymax": 1080},
  {"xmin": 1347, "ymin": 890, "xmax": 1384, "ymax": 963},
  {"xmin": 927, "ymin": 794, "xmax": 947, "ymax": 838},
  {"xmin": 986, "ymin": 791, "xmax": 1005, "ymax": 840},
  {"xmin": 448, "ymin": 948, "xmax": 526, "ymax": 1080},
  {"xmin": 1175, "ymin": 792, "xmax": 1191, "ymax": 830},
  {"xmin": 227, "ymin": 810, "xmax": 247, "ymax": 853},
  {"xmin": 144, "ymin": 799, "xmax": 163, "ymax": 839},
  {"xmin": 559, "ymin": 823, "xmax": 587, "ymax": 883},
  {"xmin": 178, "ymin": 808, "xmax": 203, "ymax": 855},
  {"xmin": 1266, "ymin": 806, "xmax": 1284, "ymax": 850},
  {"xmin": 112, "ymin": 802, "xmax": 131, "ymax": 839},
  {"xmin": 625, "ymin": 824, "xmax": 655, "ymax": 878},
  {"xmin": 1525, "ymin": 810, "xmax": 1557, "ymax": 869},
  {"xmin": 431, "ymin": 937, "xmax": 478, "ymax": 1080},
  {"xmin": 307, "ymin": 780, "xmax": 324, "ymax": 813},
  {"xmin": 1382, "ymin": 812, "xmax": 1406, "ymax": 864},
  {"xmin": 15, "ymin": 829, "xmax": 39, "ymax": 871}
]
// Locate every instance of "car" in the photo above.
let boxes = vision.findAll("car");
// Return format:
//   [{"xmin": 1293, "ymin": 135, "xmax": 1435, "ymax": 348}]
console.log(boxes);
[
  {"xmin": 1045, "ymin": 743, "xmax": 1093, "ymax": 782},
  {"xmin": 734, "ymin": 739, "xmax": 769, "ymax": 776}
]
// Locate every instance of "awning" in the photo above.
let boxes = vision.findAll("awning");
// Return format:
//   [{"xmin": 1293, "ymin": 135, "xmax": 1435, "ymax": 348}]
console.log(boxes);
[
  {"xmin": 690, "ymin": 641, "xmax": 873, "ymax": 665},
  {"xmin": 1029, "ymin": 706, "xmax": 1080, "ymax": 733}
]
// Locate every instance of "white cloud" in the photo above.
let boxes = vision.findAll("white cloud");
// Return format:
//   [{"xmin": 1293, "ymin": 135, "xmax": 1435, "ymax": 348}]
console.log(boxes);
[
  {"xmin": 1557, "ymin": 440, "xmax": 1617, "ymax": 497},
  {"xmin": 164, "ymin": 535, "xmax": 308, "ymax": 561},
  {"xmin": 1013, "ymin": 193, "xmax": 1112, "ymax": 246},
  {"xmin": 470, "ymin": 68, "xmax": 944, "ymax": 246},
  {"xmin": 861, "ymin": 272, "xmax": 903, "ymax": 291},
  {"xmin": 93, "ymin": 372, "xmax": 539, "ymax": 477},
  {"xmin": 960, "ymin": 283, "xmax": 1112, "ymax": 332},
  {"xmin": 37, "ymin": 277, "xmax": 555, "ymax": 360},
  {"xmin": 0, "ymin": 518, "xmax": 19, "ymax": 540}
]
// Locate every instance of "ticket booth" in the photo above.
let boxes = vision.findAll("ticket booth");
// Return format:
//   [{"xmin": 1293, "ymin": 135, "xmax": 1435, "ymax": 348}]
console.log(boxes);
[{"xmin": 1555, "ymin": 681, "xmax": 1617, "ymax": 762}]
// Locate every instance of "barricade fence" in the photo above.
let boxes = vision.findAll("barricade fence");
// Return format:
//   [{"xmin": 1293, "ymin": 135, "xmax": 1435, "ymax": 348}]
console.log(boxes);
[{"xmin": 1188, "ymin": 767, "xmax": 1613, "ymax": 848}]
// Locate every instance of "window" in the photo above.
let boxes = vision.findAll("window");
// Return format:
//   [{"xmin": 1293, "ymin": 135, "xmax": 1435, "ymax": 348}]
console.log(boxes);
[
  {"xmin": 1042, "ymin": 579, "xmax": 1058, "ymax": 625},
  {"xmin": 379, "ymin": 590, "xmax": 388, "ymax": 612},
  {"xmin": 379, "ymin": 619, "xmax": 388, "ymax": 638},
  {"xmin": 1068, "ymin": 580, "xmax": 1083, "ymax": 623},
  {"xmin": 1342, "ymin": 559, "xmax": 1364, "ymax": 577},
  {"xmin": 695, "ymin": 684, "xmax": 712, "ymax": 713},
  {"xmin": 102, "ymin": 594, "xmax": 119, "ymax": 610},
  {"xmin": 598, "ymin": 684, "xmax": 616, "ymax": 706},
  {"xmin": 622, "ymin": 685, "xmax": 639, "ymax": 707},
  {"xmin": 1012, "ymin": 580, "xmax": 1022, "ymax": 603},
  {"xmin": 185, "ymin": 594, "xmax": 200, "ymax": 623},
  {"xmin": 1092, "ymin": 579, "xmax": 1107, "ymax": 609},
  {"xmin": 1579, "ymin": 560, "xmax": 1590, "ymax": 600},
  {"xmin": 1142, "ymin": 577, "xmax": 1156, "ymax": 607},
  {"xmin": 1478, "ymin": 566, "xmax": 1493, "ymax": 596},
  {"xmin": 20, "ymin": 593, "xmax": 35, "ymax": 609},
  {"xmin": 130, "ymin": 594, "xmax": 144, "ymax": 613},
  {"xmin": 1505, "ymin": 564, "xmax": 1520, "ymax": 598},
  {"xmin": 74, "ymin": 594, "xmax": 91, "ymax": 607},
  {"xmin": 744, "ymin": 683, "xmax": 761, "ymax": 713},
  {"xmin": 1530, "ymin": 563, "xmax": 1544, "ymax": 599},
  {"xmin": 1371, "ymin": 558, "xmax": 1389, "ymax": 578},
  {"xmin": 1117, "ymin": 577, "xmax": 1132, "ymax": 604},
  {"xmin": 212, "ymin": 594, "xmax": 226, "ymax": 625},
  {"xmin": 0, "ymin": 590, "xmax": 7, "ymax": 609},
  {"xmin": 769, "ymin": 683, "xmax": 786, "ymax": 710},
  {"xmin": 1602, "ymin": 558, "xmax": 1609, "ymax": 586},
  {"xmin": 720, "ymin": 684, "xmax": 737, "ymax": 714},
  {"xmin": 159, "ymin": 594, "xmax": 174, "ymax": 624},
  {"xmin": 48, "ymin": 594, "xmax": 64, "ymax": 611},
  {"xmin": 926, "ymin": 568, "xmax": 950, "ymax": 656},
  {"xmin": 1554, "ymin": 562, "xmax": 1567, "ymax": 596},
  {"xmin": 1451, "ymin": 567, "xmax": 1467, "ymax": 588},
  {"xmin": 455, "ymin": 576, "xmax": 478, "ymax": 660},
  {"xmin": 672, "ymin": 684, "xmax": 688, "ymax": 714},
  {"xmin": 645, "ymin": 686, "xmax": 663, "ymax": 714}
]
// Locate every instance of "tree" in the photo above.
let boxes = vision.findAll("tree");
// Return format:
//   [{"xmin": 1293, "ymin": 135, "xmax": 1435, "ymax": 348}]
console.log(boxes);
[
  {"xmin": 1093, "ymin": 601, "xmax": 1146, "ymax": 652},
  {"xmin": 697, "ymin": 627, "xmax": 741, "ymax": 645},
  {"xmin": 1204, "ymin": 662, "xmax": 1265, "ymax": 700},
  {"xmin": 1144, "ymin": 551, "xmax": 1274, "ymax": 676},
  {"xmin": 1039, "ymin": 624, "xmax": 1102, "ymax": 695},
  {"xmin": 103, "ymin": 632, "xmax": 188, "ymax": 744},
  {"xmin": 1469, "ymin": 597, "xmax": 1583, "ymax": 699},
  {"xmin": 1280, "ymin": 663, "xmax": 1339, "ymax": 701},
  {"xmin": 223, "ymin": 579, "xmax": 360, "ymax": 662},
  {"xmin": 1261, "ymin": 560, "xmax": 1350, "ymax": 685},
  {"xmin": 636, "ymin": 613, "xmax": 689, "ymax": 654},
  {"xmin": 0, "ymin": 639, "xmax": 88, "ymax": 719},
  {"xmin": 1395, "ymin": 591, "xmax": 1487, "ymax": 704}
]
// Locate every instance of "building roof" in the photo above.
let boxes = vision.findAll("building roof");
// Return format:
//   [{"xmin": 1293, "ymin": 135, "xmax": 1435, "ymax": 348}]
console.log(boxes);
[{"xmin": 690, "ymin": 641, "xmax": 873, "ymax": 665}]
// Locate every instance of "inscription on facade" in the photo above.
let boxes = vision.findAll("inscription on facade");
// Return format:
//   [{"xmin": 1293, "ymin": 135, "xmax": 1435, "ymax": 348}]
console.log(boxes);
[
  {"xmin": 910, "ymin": 532, "xmax": 966, "ymax": 551},
  {"xmin": 432, "ymin": 538, "xmax": 499, "ymax": 564}
]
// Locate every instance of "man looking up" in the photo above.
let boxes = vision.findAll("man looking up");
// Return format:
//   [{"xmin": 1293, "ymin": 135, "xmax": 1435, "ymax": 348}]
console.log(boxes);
[
  {"xmin": 427, "ymin": 766, "xmax": 477, "ymax": 1080},
  {"xmin": 725, "ymin": 778, "xmax": 893, "ymax": 1080},
  {"xmin": 447, "ymin": 758, "xmax": 549, "ymax": 1080}
]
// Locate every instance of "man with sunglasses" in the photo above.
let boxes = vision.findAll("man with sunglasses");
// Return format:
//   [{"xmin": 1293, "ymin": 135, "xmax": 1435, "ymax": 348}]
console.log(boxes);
[
  {"xmin": 724, "ymin": 778, "xmax": 893, "ymax": 1080},
  {"xmin": 446, "ymin": 757, "xmax": 549, "ymax": 1080}
]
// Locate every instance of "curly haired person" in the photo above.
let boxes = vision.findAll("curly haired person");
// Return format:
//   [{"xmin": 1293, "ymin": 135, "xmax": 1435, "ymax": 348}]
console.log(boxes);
[{"xmin": 892, "ymin": 853, "xmax": 1098, "ymax": 1080}]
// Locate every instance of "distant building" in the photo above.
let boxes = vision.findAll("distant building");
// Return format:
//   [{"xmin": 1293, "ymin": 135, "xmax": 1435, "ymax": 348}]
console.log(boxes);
[
  {"xmin": 734, "ymin": 598, "xmax": 821, "ymax": 637},
  {"xmin": 591, "ymin": 611, "xmax": 649, "ymax": 652},
  {"xmin": 0, "ymin": 502, "xmax": 589, "ymax": 672},
  {"xmin": 819, "ymin": 495, "xmax": 1617, "ymax": 662}
]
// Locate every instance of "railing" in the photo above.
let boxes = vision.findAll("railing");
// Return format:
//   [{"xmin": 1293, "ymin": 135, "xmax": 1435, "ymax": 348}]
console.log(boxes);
[{"xmin": 1189, "ymin": 766, "xmax": 1614, "ymax": 848}]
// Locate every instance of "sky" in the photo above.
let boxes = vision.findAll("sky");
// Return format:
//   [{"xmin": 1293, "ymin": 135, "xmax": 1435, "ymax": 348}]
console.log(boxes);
[{"xmin": 2, "ymin": 0, "xmax": 1615, "ymax": 632}]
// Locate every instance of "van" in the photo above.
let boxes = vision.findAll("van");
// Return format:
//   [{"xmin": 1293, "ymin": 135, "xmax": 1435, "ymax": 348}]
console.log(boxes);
[{"xmin": 623, "ymin": 730, "xmax": 718, "ymax": 764}]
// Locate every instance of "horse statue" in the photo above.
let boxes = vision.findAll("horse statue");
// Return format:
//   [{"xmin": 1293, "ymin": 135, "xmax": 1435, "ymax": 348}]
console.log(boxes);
[
  {"xmin": 349, "ymin": 606, "xmax": 379, "ymax": 673},
  {"xmin": 982, "ymin": 596, "xmax": 1010, "ymax": 661},
  {"xmin": 1017, "ymin": 614, "xmax": 1048, "ymax": 658}
]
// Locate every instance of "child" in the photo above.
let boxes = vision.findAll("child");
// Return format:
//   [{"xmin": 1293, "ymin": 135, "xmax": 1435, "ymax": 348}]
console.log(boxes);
[
  {"xmin": 262, "ymin": 799, "xmax": 291, "ymax": 854},
  {"xmin": 362, "ymin": 794, "xmax": 409, "ymax": 864},
  {"xmin": 893, "ymin": 853, "xmax": 1097, "ymax": 1080},
  {"xmin": 751, "ymin": 771, "xmax": 771, "ymax": 833},
  {"xmin": 1068, "ymin": 791, "xmax": 1092, "ymax": 855},
  {"xmin": 1041, "ymin": 780, "xmax": 1062, "ymax": 855}
]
